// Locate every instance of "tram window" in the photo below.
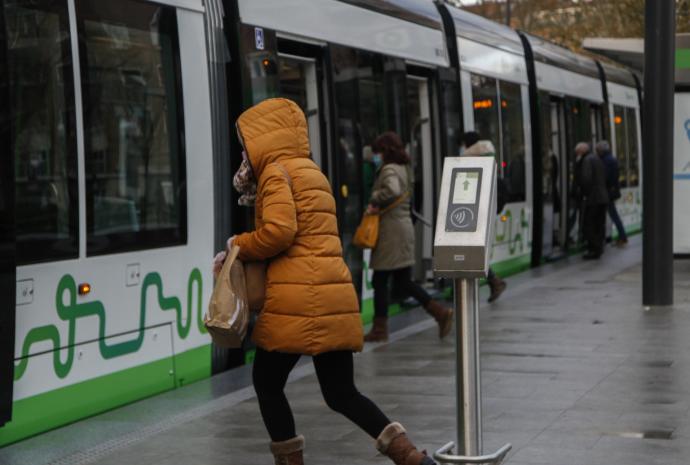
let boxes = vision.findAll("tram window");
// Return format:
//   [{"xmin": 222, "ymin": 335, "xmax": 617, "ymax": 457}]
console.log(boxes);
[
  {"xmin": 5, "ymin": 0, "xmax": 79, "ymax": 264},
  {"xmin": 241, "ymin": 25, "xmax": 279, "ymax": 104},
  {"xmin": 77, "ymin": 0, "xmax": 187, "ymax": 255},
  {"xmin": 499, "ymin": 81, "xmax": 526, "ymax": 202},
  {"xmin": 613, "ymin": 105, "xmax": 629, "ymax": 188},
  {"xmin": 570, "ymin": 99, "xmax": 592, "ymax": 146},
  {"xmin": 331, "ymin": 45, "xmax": 363, "ymax": 293},
  {"xmin": 626, "ymin": 107, "xmax": 640, "ymax": 187},
  {"xmin": 357, "ymin": 51, "xmax": 386, "ymax": 204},
  {"xmin": 440, "ymin": 74, "xmax": 461, "ymax": 158},
  {"xmin": 279, "ymin": 58, "xmax": 309, "ymax": 112},
  {"xmin": 539, "ymin": 92, "xmax": 554, "ymax": 200},
  {"xmin": 470, "ymin": 74, "xmax": 500, "ymax": 163}
]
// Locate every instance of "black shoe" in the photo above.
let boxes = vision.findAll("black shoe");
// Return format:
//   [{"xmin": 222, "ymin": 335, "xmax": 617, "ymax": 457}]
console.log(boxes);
[{"xmin": 583, "ymin": 252, "xmax": 601, "ymax": 260}]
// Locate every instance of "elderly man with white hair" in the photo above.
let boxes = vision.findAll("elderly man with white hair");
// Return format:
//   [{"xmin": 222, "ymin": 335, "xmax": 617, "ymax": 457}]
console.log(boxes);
[
  {"xmin": 577, "ymin": 142, "xmax": 609, "ymax": 259},
  {"xmin": 596, "ymin": 140, "xmax": 628, "ymax": 246}
]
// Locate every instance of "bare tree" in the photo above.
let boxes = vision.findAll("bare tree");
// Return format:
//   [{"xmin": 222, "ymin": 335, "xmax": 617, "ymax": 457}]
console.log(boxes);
[{"xmin": 447, "ymin": 0, "xmax": 689, "ymax": 51}]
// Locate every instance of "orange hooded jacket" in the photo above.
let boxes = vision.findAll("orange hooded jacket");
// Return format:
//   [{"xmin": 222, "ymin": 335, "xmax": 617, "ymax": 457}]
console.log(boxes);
[{"xmin": 233, "ymin": 98, "xmax": 363, "ymax": 354}]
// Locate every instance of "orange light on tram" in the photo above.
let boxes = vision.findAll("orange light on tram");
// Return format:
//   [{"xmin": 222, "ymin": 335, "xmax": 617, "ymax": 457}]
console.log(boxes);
[
  {"xmin": 501, "ymin": 100, "xmax": 507, "ymax": 108},
  {"xmin": 262, "ymin": 58, "xmax": 271, "ymax": 67},
  {"xmin": 614, "ymin": 115, "xmax": 623, "ymax": 124},
  {"xmin": 473, "ymin": 99, "xmax": 493, "ymax": 110},
  {"xmin": 500, "ymin": 215, "xmax": 509, "ymax": 223},
  {"xmin": 78, "ymin": 283, "xmax": 92, "ymax": 296}
]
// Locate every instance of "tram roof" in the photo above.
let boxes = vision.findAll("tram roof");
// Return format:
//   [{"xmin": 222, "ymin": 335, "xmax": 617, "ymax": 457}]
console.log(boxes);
[
  {"xmin": 338, "ymin": 0, "xmax": 443, "ymax": 30},
  {"xmin": 525, "ymin": 33, "xmax": 601, "ymax": 80},
  {"xmin": 238, "ymin": 0, "xmax": 448, "ymax": 67},
  {"xmin": 443, "ymin": 5, "xmax": 525, "ymax": 56},
  {"xmin": 600, "ymin": 61, "xmax": 638, "ymax": 88}
]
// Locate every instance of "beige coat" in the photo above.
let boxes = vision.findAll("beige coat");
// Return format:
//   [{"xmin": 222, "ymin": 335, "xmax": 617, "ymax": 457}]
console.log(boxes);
[{"xmin": 369, "ymin": 163, "xmax": 415, "ymax": 271}]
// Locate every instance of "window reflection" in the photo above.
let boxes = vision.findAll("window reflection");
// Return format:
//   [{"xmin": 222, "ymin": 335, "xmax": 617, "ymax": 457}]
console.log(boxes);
[
  {"xmin": 5, "ymin": 0, "xmax": 79, "ymax": 264},
  {"xmin": 78, "ymin": 0, "xmax": 186, "ymax": 254}
]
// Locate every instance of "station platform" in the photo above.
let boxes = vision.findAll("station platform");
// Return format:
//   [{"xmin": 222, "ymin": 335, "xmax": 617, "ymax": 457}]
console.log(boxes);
[{"xmin": 3, "ymin": 236, "xmax": 690, "ymax": 465}]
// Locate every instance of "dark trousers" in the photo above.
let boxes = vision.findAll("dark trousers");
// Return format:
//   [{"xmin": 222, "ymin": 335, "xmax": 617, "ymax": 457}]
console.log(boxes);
[
  {"xmin": 253, "ymin": 348, "xmax": 390, "ymax": 442},
  {"xmin": 372, "ymin": 267, "xmax": 432, "ymax": 319},
  {"xmin": 583, "ymin": 204, "xmax": 607, "ymax": 256},
  {"xmin": 608, "ymin": 201, "xmax": 627, "ymax": 240}
]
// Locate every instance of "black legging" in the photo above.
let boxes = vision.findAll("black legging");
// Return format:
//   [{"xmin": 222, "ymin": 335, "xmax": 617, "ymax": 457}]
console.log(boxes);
[
  {"xmin": 373, "ymin": 267, "xmax": 432, "ymax": 319},
  {"xmin": 253, "ymin": 348, "xmax": 391, "ymax": 442}
]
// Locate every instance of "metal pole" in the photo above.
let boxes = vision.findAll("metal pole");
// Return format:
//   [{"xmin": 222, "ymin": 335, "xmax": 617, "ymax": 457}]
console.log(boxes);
[
  {"xmin": 455, "ymin": 278, "xmax": 482, "ymax": 456},
  {"xmin": 642, "ymin": 0, "xmax": 676, "ymax": 307},
  {"xmin": 505, "ymin": 0, "xmax": 511, "ymax": 26}
]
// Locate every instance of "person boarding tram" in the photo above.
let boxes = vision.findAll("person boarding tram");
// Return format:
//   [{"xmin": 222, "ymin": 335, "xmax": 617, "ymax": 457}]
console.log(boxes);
[
  {"xmin": 458, "ymin": 131, "xmax": 508, "ymax": 302},
  {"xmin": 576, "ymin": 142, "xmax": 609, "ymax": 259},
  {"xmin": 595, "ymin": 140, "xmax": 628, "ymax": 247},
  {"xmin": 212, "ymin": 99, "xmax": 437, "ymax": 465},
  {"xmin": 363, "ymin": 131, "xmax": 453, "ymax": 343}
]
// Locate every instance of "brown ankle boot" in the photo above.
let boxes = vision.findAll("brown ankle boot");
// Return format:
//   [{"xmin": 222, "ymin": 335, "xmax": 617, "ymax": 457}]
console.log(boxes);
[
  {"xmin": 424, "ymin": 300, "xmax": 453, "ymax": 339},
  {"xmin": 487, "ymin": 276, "xmax": 507, "ymax": 303},
  {"xmin": 376, "ymin": 422, "xmax": 436, "ymax": 465},
  {"xmin": 364, "ymin": 316, "xmax": 389, "ymax": 342},
  {"xmin": 270, "ymin": 435, "xmax": 304, "ymax": 465}
]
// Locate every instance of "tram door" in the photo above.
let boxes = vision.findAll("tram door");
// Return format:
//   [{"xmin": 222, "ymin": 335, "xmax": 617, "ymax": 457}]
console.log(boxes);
[
  {"xmin": 591, "ymin": 105, "xmax": 604, "ymax": 145},
  {"xmin": 542, "ymin": 98, "xmax": 568, "ymax": 258},
  {"xmin": 406, "ymin": 76, "xmax": 434, "ymax": 281},
  {"xmin": 277, "ymin": 54, "xmax": 324, "ymax": 168}
]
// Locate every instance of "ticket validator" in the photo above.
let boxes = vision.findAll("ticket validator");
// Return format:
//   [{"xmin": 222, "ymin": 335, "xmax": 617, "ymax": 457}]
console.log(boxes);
[{"xmin": 432, "ymin": 157, "xmax": 512, "ymax": 464}]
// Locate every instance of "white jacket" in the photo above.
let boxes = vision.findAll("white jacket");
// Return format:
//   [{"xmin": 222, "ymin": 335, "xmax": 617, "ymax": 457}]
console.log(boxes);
[{"xmin": 462, "ymin": 140, "xmax": 496, "ymax": 157}]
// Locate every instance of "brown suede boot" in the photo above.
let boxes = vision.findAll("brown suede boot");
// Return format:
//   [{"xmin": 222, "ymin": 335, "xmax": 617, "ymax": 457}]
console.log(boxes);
[
  {"xmin": 364, "ymin": 316, "xmax": 389, "ymax": 342},
  {"xmin": 487, "ymin": 276, "xmax": 507, "ymax": 303},
  {"xmin": 376, "ymin": 422, "xmax": 436, "ymax": 465},
  {"xmin": 270, "ymin": 435, "xmax": 304, "ymax": 465},
  {"xmin": 424, "ymin": 300, "xmax": 453, "ymax": 339}
]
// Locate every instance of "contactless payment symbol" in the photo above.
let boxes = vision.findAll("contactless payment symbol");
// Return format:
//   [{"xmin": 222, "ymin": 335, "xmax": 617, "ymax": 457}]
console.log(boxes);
[
  {"xmin": 255, "ymin": 27, "xmax": 265, "ymax": 50},
  {"xmin": 450, "ymin": 207, "xmax": 474, "ymax": 229}
]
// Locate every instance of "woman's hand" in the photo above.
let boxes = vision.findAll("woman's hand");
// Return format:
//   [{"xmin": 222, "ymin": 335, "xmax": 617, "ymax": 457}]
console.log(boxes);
[
  {"xmin": 212, "ymin": 251, "xmax": 227, "ymax": 278},
  {"xmin": 366, "ymin": 204, "xmax": 380, "ymax": 215}
]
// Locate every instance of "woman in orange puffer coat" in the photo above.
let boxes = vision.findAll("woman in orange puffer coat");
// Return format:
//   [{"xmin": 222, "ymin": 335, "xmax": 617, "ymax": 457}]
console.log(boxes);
[{"xmin": 213, "ymin": 99, "xmax": 436, "ymax": 465}]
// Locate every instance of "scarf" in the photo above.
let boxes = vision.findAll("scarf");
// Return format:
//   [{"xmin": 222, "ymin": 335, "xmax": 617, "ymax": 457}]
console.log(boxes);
[{"xmin": 233, "ymin": 158, "xmax": 257, "ymax": 207}]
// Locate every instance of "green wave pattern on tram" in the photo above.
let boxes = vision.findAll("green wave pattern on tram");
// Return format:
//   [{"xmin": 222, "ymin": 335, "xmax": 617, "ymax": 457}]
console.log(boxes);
[
  {"xmin": 494, "ymin": 207, "xmax": 530, "ymax": 255},
  {"xmin": 14, "ymin": 269, "xmax": 204, "ymax": 381}
]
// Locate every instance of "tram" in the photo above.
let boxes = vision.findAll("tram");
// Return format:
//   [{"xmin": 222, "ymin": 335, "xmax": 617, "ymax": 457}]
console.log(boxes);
[{"xmin": 0, "ymin": 0, "xmax": 642, "ymax": 445}]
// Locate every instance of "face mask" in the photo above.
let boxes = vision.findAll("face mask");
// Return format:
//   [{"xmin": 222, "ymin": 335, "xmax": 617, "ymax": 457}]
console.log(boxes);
[
  {"xmin": 372, "ymin": 153, "xmax": 382, "ymax": 168},
  {"xmin": 233, "ymin": 157, "xmax": 257, "ymax": 207}
]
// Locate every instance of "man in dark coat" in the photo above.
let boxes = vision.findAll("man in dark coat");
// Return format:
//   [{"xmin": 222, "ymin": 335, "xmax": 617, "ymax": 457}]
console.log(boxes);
[
  {"xmin": 596, "ymin": 140, "xmax": 628, "ymax": 246},
  {"xmin": 577, "ymin": 142, "xmax": 609, "ymax": 259}
]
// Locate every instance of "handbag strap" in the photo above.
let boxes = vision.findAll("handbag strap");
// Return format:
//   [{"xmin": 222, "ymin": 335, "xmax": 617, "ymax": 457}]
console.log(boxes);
[{"xmin": 379, "ymin": 191, "xmax": 410, "ymax": 215}]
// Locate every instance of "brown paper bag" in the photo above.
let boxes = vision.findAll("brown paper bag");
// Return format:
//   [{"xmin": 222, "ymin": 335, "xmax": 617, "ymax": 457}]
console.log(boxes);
[{"xmin": 204, "ymin": 246, "xmax": 249, "ymax": 348}]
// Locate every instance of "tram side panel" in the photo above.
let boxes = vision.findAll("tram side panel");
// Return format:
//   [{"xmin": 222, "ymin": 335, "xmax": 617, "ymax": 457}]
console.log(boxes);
[{"xmin": 2, "ymin": 2, "xmax": 214, "ymax": 446}]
